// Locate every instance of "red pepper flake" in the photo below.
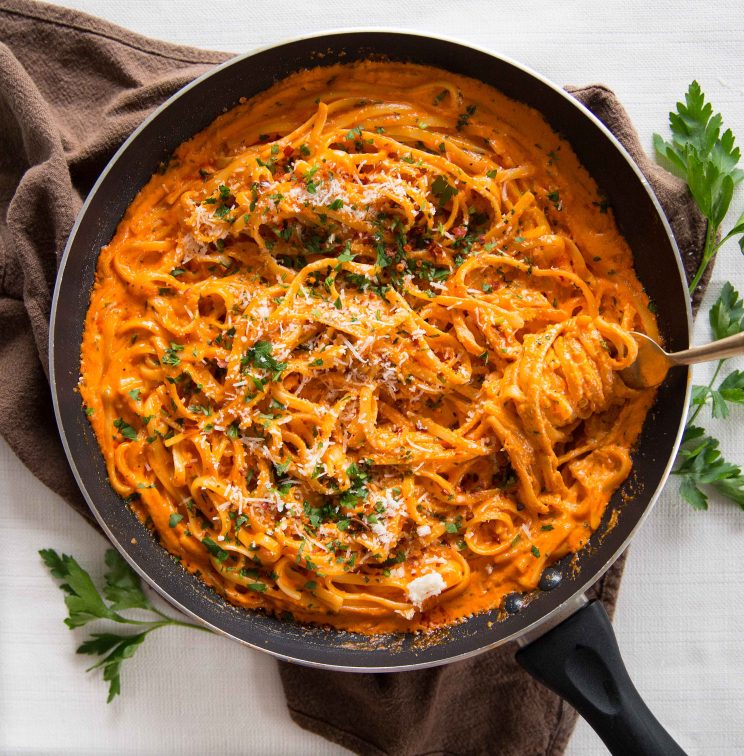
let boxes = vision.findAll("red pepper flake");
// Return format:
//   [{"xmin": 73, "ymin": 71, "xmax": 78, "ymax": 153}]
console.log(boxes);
[{"xmin": 283, "ymin": 145, "xmax": 295, "ymax": 157}]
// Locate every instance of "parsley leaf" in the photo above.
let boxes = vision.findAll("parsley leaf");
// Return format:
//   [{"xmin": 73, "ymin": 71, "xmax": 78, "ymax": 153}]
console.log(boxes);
[
  {"xmin": 103, "ymin": 550, "xmax": 152, "ymax": 612},
  {"xmin": 433, "ymin": 89, "xmax": 448, "ymax": 105},
  {"xmin": 202, "ymin": 537, "xmax": 229, "ymax": 563},
  {"xmin": 340, "ymin": 461, "xmax": 370, "ymax": 507},
  {"xmin": 710, "ymin": 281, "xmax": 744, "ymax": 340},
  {"xmin": 431, "ymin": 175, "xmax": 458, "ymax": 206},
  {"xmin": 692, "ymin": 371, "xmax": 744, "ymax": 420},
  {"xmin": 456, "ymin": 104, "xmax": 476, "ymax": 130},
  {"xmin": 39, "ymin": 549, "xmax": 127, "ymax": 628},
  {"xmin": 337, "ymin": 242, "xmax": 356, "ymax": 262},
  {"xmin": 654, "ymin": 82, "xmax": 744, "ymax": 291},
  {"xmin": 688, "ymin": 284, "xmax": 744, "ymax": 423},
  {"xmin": 719, "ymin": 370, "xmax": 744, "ymax": 404},
  {"xmin": 161, "ymin": 342, "xmax": 184, "ymax": 366},
  {"xmin": 673, "ymin": 425, "xmax": 744, "ymax": 510},
  {"xmin": 244, "ymin": 340, "xmax": 287, "ymax": 379},
  {"xmin": 113, "ymin": 418, "xmax": 137, "ymax": 441},
  {"xmin": 78, "ymin": 632, "xmax": 148, "ymax": 703}
]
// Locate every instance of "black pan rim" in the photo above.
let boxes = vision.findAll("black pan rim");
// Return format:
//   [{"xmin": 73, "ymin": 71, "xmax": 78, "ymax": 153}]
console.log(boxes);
[{"xmin": 49, "ymin": 28, "xmax": 693, "ymax": 671}]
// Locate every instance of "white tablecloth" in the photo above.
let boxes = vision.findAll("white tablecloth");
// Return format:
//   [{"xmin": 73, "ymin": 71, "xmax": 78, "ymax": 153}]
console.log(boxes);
[{"xmin": 2, "ymin": 1, "xmax": 743, "ymax": 753}]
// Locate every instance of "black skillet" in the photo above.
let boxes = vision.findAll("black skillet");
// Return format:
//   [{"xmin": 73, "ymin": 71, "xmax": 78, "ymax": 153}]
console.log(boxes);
[{"xmin": 50, "ymin": 31, "xmax": 692, "ymax": 755}]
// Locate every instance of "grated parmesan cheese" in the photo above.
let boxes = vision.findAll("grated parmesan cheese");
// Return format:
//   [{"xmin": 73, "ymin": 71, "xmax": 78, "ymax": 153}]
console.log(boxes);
[{"xmin": 406, "ymin": 572, "xmax": 446, "ymax": 608}]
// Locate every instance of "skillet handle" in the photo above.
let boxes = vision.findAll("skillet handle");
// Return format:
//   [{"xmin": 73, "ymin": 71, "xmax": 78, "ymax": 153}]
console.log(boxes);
[{"xmin": 516, "ymin": 600, "xmax": 686, "ymax": 756}]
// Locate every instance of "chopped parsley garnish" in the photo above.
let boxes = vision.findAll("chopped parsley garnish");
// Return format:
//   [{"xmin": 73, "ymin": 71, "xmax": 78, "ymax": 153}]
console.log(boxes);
[
  {"xmin": 274, "ymin": 458, "xmax": 291, "ymax": 476},
  {"xmin": 433, "ymin": 89, "xmax": 448, "ymax": 105},
  {"xmin": 243, "ymin": 340, "xmax": 288, "ymax": 379},
  {"xmin": 256, "ymin": 156, "xmax": 277, "ymax": 175},
  {"xmin": 456, "ymin": 104, "xmax": 476, "ymax": 130},
  {"xmin": 445, "ymin": 515, "xmax": 463, "ymax": 534},
  {"xmin": 213, "ymin": 204, "xmax": 231, "ymax": 220},
  {"xmin": 168, "ymin": 513, "xmax": 183, "ymax": 528},
  {"xmin": 188, "ymin": 404, "xmax": 212, "ymax": 416},
  {"xmin": 431, "ymin": 175, "xmax": 458, "ymax": 206},
  {"xmin": 340, "ymin": 461, "xmax": 370, "ymax": 507},
  {"xmin": 304, "ymin": 164, "xmax": 321, "ymax": 193},
  {"xmin": 161, "ymin": 342, "xmax": 184, "ymax": 366},
  {"xmin": 547, "ymin": 190, "xmax": 562, "ymax": 210},
  {"xmin": 113, "ymin": 418, "xmax": 137, "ymax": 441},
  {"xmin": 337, "ymin": 241, "xmax": 356, "ymax": 262},
  {"xmin": 202, "ymin": 537, "xmax": 229, "ymax": 563}
]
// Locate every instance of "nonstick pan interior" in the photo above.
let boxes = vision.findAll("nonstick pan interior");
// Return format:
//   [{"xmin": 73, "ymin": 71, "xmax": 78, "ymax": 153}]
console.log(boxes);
[{"xmin": 50, "ymin": 30, "xmax": 691, "ymax": 670}]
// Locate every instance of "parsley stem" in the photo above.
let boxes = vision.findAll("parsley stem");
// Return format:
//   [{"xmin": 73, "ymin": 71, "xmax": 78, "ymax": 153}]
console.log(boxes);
[
  {"xmin": 165, "ymin": 619, "xmax": 213, "ymax": 633},
  {"xmin": 130, "ymin": 618, "xmax": 212, "ymax": 633},
  {"xmin": 687, "ymin": 358, "xmax": 725, "ymax": 427},
  {"xmin": 140, "ymin": 603, "xmax": 211, "ymax": 632},
  {"xmin": 114, "ymin": 617, "xmax": 168, "ymax": 626},
  {"xmin": 116, "ymin": 613, "xmax": 211, "ymax": 632},
  {"xmin": 688, "ymin": 222, "xmax": 718, "ymax": 295},
  {"xmin": 148, "ymin": 606, "xmax": 178, "ymax": 621}
]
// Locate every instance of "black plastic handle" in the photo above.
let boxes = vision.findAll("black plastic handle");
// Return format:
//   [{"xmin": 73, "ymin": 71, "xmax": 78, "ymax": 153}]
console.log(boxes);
[{"xmin": 516, "ymin": 600, "xmax": 686, "ymax": 756}]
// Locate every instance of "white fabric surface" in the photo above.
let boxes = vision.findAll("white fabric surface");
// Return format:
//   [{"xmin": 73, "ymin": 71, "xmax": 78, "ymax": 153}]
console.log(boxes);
[{"xmin": 1, "ymin": 1, "xmax": 744, "ymax": 754}]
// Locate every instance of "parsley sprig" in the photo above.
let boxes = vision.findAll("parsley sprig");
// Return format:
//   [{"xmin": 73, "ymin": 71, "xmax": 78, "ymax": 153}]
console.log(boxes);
[
  {"xmin": 654, "ymin": 81, "xmax": 744, "ymax": 292},
  {"xmin": 40, "ymin": 548, "xmax": 210, "ymax": 702},
  {"xmin": 688, "ymin": 283, "xmax": 744, "ymax": 422},
  {"xmin": 674, "ymin": 426, "xmax": 744, "ymax": 510},
  {"xmin": 656, "ymin": 82, "xmax": 744, "ymax": 512},
  {"xmin": 673, "ymin": 282, "xmax": 744, "ymax": 510}
]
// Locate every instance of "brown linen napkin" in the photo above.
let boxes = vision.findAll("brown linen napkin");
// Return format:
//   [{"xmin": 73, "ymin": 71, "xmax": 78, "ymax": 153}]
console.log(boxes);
[{"xmin": 0, "ymin": 2, "xmax": 707, "ymax": 754}]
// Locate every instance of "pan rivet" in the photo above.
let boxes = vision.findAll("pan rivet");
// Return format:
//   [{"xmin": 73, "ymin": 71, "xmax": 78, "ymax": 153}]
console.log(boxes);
[
  {"xmin": 539, "ymin": 567, "xmax": 563, "ymax": 591},
  {"xmin": 504, "ymin": 592, "xmax": 525, "ymax": 614}
]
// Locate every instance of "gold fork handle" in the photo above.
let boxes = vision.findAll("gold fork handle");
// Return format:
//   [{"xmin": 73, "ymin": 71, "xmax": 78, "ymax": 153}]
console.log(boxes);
[{"xmin": 669, "ymin": 331, "xmax": 744, "ymax": 366}]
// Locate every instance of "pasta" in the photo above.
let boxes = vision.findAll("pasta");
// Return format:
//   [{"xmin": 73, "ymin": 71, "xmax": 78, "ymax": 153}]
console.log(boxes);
[{"xmin": 79, "ymin": 62, "xmax": 658, "ymax": 633}]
